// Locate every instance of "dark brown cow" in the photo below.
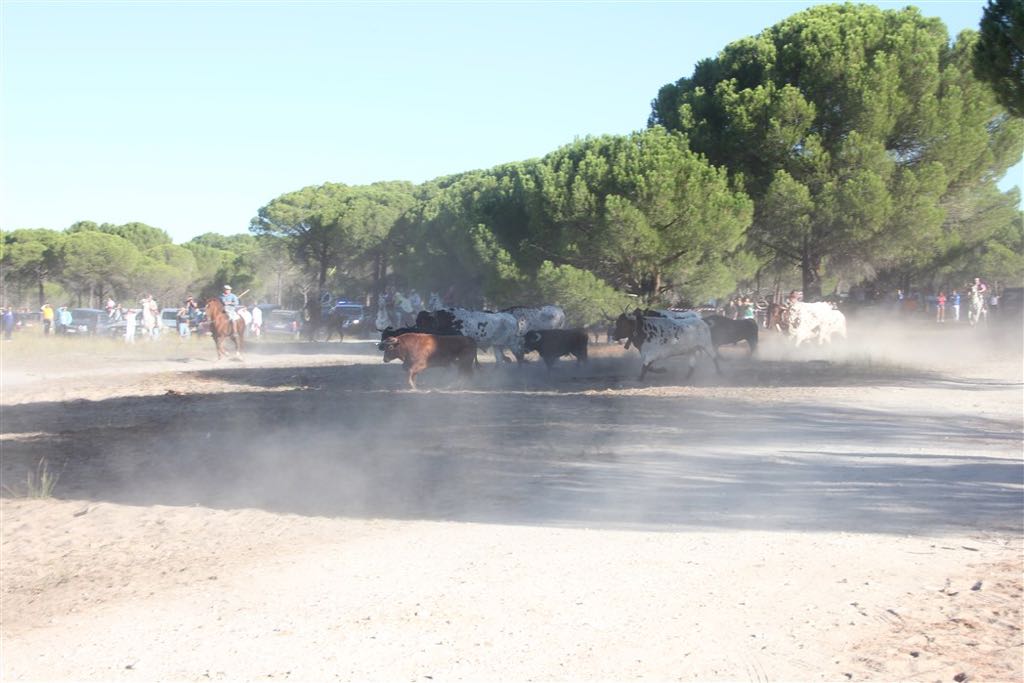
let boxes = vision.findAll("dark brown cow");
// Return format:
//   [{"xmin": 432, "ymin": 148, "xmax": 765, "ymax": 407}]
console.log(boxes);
[{"xmin": 378, "ymin": 332, "xmax": 477, "ymax": 390}]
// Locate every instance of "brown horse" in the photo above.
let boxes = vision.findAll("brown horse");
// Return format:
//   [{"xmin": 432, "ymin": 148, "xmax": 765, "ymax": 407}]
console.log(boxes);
[{"xmin": 205, "ymin": 298, "xmax": 245, "ymax": 360}]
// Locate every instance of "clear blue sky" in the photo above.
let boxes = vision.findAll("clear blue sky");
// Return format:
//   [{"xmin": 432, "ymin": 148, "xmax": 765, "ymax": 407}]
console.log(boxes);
[{"xmin": 2, "ymin": 1, "xmax": 1020, "ymax": 244}]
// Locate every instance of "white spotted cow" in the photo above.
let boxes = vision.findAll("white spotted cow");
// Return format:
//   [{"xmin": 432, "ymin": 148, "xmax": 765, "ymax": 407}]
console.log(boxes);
[
  {"xmin": 613, "ymin": 310, "xmax": 721, "ymax": 381},
  {"xmin": 786, "ymin": 301, "xmax": 847, "ymax": 347}
]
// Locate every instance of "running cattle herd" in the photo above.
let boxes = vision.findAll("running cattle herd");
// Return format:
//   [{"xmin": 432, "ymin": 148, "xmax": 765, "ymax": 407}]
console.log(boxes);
[{"xmin": 376, "ymin": 300, "xmax": 847, "ymax": 389}]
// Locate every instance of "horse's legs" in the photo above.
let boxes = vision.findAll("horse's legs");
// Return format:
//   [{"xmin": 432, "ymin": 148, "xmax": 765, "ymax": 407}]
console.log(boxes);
[{"xmin": 235, "ymin": 322, "xmax": 244, "ymax": 356}]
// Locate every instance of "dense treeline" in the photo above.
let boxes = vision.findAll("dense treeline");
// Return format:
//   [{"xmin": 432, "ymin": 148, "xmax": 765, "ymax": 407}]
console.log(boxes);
[
  {"xmin": 3, "ymin": 4, "xmax": 1021, "ymax": 322},
  {"xmin": 650, "ymin": 3, "xmax": 1023, "ymax": 299}
]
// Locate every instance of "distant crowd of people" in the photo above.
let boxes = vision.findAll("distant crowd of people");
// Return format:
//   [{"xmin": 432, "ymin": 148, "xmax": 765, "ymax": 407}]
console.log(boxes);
[
  {"xmin": 716, "ymin": 275, "xmax": 1002, "ymax": 330},
  {"xmin": 376, "ymin": 285, "xmax": 458, "ymax": 329},
  {"xmin": 897, "ymin": 277, "xmax": 999, "ymax": 325},
  {"xmin": 0, "ymin": 275, "xmax": 1007, "ymax": 345},
  {"xmin": 7, "ymin": 286, "xmax": 267, "ymax": 343}
]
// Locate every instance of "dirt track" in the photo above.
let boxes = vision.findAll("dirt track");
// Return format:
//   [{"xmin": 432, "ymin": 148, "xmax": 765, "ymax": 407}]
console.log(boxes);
[{"xmin": 2, "ymin": 320, "xmax": 1022, "ymax": 681}]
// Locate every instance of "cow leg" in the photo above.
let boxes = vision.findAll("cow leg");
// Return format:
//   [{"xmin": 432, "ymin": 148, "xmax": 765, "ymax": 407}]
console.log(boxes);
[
  {"xmin": 407, "ymin": 360, "xmax": 428, "ymax": 390},
  {"xmin": 685, "ymin": 354, "xmax": 697, "ymax": 380},
  {"xmin": 710, "ymin": 348, "xmax": 721, "ymax": 374}
]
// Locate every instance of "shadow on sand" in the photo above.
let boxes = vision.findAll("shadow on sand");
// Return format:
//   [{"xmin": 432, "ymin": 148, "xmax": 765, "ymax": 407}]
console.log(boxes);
[{"xmin": 3, "ymin": 354, "xmax": 1021, "ymax": 536}]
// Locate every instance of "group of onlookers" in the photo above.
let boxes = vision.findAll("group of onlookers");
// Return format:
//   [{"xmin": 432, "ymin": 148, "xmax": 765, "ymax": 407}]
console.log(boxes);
[
  {"xmin": 723, "ymin": 296, "xmax": 758, "ymax": 322},
  {"xmin": 37, "ymin": 303, "xmax": 75, "ymax": 335},
  {"xmin": 931, "ymin": 277, "xmax": 998, "ymax": 323}
]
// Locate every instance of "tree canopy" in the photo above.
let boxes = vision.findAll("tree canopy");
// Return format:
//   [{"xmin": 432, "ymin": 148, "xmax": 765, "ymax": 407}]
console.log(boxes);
[
  {"xmin": 650, "ymin": 3, "xmax": 1023, "ymax": 298},
  {"xmin": 3, "ymin": 3, "xmax": 1021, "ymax": 314},
  {"xmin": 973, "ymin": 0, "xmax": 1024, "ymax": 117}
]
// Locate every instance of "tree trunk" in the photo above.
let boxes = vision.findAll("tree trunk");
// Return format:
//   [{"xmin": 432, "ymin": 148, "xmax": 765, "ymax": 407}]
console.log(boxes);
[
  {"xmin": 801, "ymin": 250, "xmax": 823, "ymax": 301},
  {"xmin": 37, "ymin": 278, "xmax": 45, "ymax": 308},
  {"xmin": 371, "ymin": 251, "xmax": 384, "ymax": 312},
  {"xmin": 637, "ymin": 270, "xmax": 661, "ymax": 304}
]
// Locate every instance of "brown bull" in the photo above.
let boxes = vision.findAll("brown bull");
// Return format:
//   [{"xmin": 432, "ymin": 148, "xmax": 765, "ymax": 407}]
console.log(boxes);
[{"xmin": 379, "ymin": 332, "xmax": 477, "ymax": 390}]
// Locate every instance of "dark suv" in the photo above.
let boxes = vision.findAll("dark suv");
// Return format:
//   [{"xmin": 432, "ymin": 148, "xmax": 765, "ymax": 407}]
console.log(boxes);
[
  {"xmin": 328, "ymin": 301, "xmax": 371, "ymax": 338},
  {"xmin": 66, "ymin": 308, "xmax": 113, "ymax": 335}
]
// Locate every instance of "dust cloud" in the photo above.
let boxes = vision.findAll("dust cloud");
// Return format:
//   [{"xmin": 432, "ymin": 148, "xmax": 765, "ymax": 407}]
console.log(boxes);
[{"xmin": 3, "ymin": 310, "xmax": 1020, "ymax": 536}]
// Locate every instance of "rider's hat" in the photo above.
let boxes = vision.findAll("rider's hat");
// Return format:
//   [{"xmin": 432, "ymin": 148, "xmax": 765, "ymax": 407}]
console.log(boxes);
[{"xmin": 223, "ymin": 284, "xmax": 232, "ymax": 290}]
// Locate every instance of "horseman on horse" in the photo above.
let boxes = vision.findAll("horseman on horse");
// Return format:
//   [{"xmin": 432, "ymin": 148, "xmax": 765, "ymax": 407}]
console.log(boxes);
[
  {"xmin": 968, "ymin": 277, "xmax": 988, "ymax": 326},
  {"xmin": 205, "ymin": 284, "xmax": 247, "ymax": 359}
]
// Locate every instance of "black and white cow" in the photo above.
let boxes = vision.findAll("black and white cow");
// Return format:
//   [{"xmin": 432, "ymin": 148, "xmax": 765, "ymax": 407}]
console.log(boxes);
[
  {"xmin": 522, "ymin": 328, "xmax": 588, "ymax": 369},
  {"xmin": 784, "ymin": 302, "xmax": 847, "ymax": 347},
  {"xmin": 613, "ymin": 310, "xmax": 721, "ymax": 381},
  {"xmin": 415, "ymin": 307, "xmax": 521, "ymax": 363},
  {"xmin": 501, "ymin": 305, "xmax": 567, "ymax": 334}
]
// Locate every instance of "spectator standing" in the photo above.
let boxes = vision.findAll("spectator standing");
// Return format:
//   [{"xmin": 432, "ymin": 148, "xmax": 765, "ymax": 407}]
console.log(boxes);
[
  {"xmin": 725, "ymin": 298, "xmax": 738, "ymax": 320},
  {"xmin": 989, "ymin": 290, "xmax": 1000, "ymax": 316},
  {"xmin": 57, "ymin": 306, "xmax": 72, "ymax": 335},
  {"xmin": 936, "ymin": 291, "xmax": 946, "ymax": 323},
  {"xmin": 148, "ymin": 296, "xmax": 161, "ymax": 339},
  {"xmin": 741, "ymin": 297, "xmax": 756, "ymax": 320},
  {"xmin": 950, "ymin": 290, "xmax": 961, "ymax": 322},
  {"xmin": 3, "ymin": 308, "xmax": 15, "ymax": 341},
  {"xmin": 251, "ymin": 304, "xmax": 263, "ymax": 338},
  {"xmin": 176, "ymin": 307, "xmax": 190, "ymax": 339},
  {"xmin": 140, "ymin": 295, "xmax": 156, "ymax": 339},
  {"xmin": 40, "ymin": 303, "xmax": 54, "ymax": 335},
  {"xmin": 124, "ymin": 309, "xmax": 137, "ymax": 343}
]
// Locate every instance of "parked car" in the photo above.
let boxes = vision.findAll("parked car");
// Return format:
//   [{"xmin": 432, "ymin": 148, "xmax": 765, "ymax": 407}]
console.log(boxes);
[
  {"xmin": 997, "ymin": 287, "xmax": 1022, "ymax": 321},
  {"xmin": 14, "ymin": 311, "xmax": 40, "ymax": 330},
  {"xmin": 160, "ymin": 308, "xmax": 180, "ymax": 329},
  {"xmin": 329, "ymin": 301, "xmax": 372, "ymax": 338},
  {"xmin": 264, "ymin": 309, "xmax": 303, "ymax": 340},
  {"xmin": 65, "ymin": 308, "xmax": 113, "ymax": 336},
  {"xmin": 256, "ymin": 304, "xmax": 281, "ymax": 319}
]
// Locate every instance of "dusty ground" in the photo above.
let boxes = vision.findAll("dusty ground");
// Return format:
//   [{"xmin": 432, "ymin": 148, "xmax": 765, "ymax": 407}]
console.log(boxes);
[{"xmin": 1, "ymin": 317, "xmax": 1022, "ymax": 682}]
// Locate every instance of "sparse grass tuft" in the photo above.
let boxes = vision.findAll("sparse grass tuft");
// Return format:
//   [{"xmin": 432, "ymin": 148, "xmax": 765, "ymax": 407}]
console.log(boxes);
[{"xmin": 3, "ymin": 457, "xmax": 62, "ymax": 498}]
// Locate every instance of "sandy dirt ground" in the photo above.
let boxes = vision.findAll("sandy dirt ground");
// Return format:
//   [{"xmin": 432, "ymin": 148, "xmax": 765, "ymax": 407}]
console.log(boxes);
[{"xmin": 1, "ymin": 316, "xmax": 1022, "ymax": 682}]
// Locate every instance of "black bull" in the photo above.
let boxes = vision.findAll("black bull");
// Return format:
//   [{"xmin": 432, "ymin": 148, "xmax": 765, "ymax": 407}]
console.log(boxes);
[
  {"xmin": 702, "ymin": 314, "xmax": 758, "ymax": 354},
  {"xmin": 522, "ymin": 328, "xmax": 588, "ymax": 369}
]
